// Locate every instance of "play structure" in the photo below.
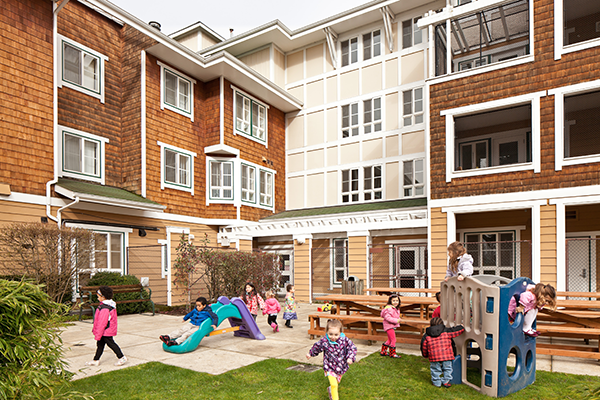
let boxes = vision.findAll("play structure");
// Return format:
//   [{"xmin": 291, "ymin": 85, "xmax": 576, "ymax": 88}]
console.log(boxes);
[
  {"xmin": 440, "ymin": 275, "xmax": 536, "ymax": 398},
  {"xmin": 162, "ymin": 296, "xmax": 265, "ymax": 354}
]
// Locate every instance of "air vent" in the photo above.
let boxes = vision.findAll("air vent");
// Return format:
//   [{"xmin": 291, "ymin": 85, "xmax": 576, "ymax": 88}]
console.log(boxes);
[{"xmin": 566, "ymin": 210, "xmax": 578, "ymax": 220}]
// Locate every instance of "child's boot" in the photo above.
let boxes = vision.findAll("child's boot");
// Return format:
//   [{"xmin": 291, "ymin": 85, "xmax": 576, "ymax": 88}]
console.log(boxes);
[
  {"xmin": 389, "ymin": 346, "xmax": 401, "ymax": 358},
  {"xmin": 380, "ymin": 343, "xmax": 389, "ymax": 356},
  {"xmin": 271, "ymin": 322, "xmax": 277, "ymax": 332}
]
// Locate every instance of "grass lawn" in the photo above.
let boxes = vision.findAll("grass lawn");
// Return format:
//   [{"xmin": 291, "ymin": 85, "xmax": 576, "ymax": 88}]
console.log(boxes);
[{"xmin": 69, "ymin": 353, "xmax": 595, "ymax": 400}]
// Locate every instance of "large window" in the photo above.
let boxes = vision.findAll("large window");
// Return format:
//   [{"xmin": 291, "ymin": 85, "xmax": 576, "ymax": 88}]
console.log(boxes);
[
  {"xmin": 342, "ymin": 166, "xmax": 384, "ymax": 203},
  {"xmin": 563, "ymin": 1, "xmax": 600, "ymax": 46},
  {"xmin": 564, "ymin": 89, "xmax": 600, "ymax": 159},
  {"xmin": 341, "ymin": 29, "xmax": 382, "ymax": 67},
  {"xmin": 363, "ymin": 30, "xmax": 381, "ymax": 60},
  {"xmin": 158, "ymin": 62, "xmax": 195, "ymax": 119},
  {"xmin": 341, "ymin": 37, "xmax": 358, "ymax": 67},
  {"xmin": 260, "ymin": 170, "xmax": 274, "ymax": 207},
  {"xmin": 94, "ymin": 231, "xmax": 125, "ymax": 272},
  {"xmin": 235, "ymin": 91, "xmax": 267, "ymax": 143},
  {"xmin": 402, "ymin": 18, "xmax": 423, "ymax": 49},
  {"xmin": 342, "ymin": 97, "xmax": 382, "ymax": 138},
  {"xmin": 209, "ymin": 161, "xmax": 233, "ymax": 200},
  {"xmin": 158, "ymin": 142, "xmax": 195, "ymax": 194},
  {"xmin": 403, "ymin": 88, "xmax": 424, "ymax": 127},
  {"xmin": 363, "ymin": 166, "xmax": 382, "ymax": 201},
  {"xmin": 341, "ymin": 169, "xmax": 359, "ymax": 203},
  {"xmin": 403, "ymin": 159, "xmax": 424, "ymax": 197},
  {"xmin": 59, "ymin": 36, "xmax": 106, "ymax": 102},
  {"xmin": 465, "ymin": 232, "xmax": 517, "ymax": 279},
  {"xmin": 363, "ymin": 98, "xmax": 382, "ymax": 134},
  {"xmin": 60, "ymin": 126, "xmax": 108, "ymax": 184},
  {"xmin": 241, "ymin": 164, "xmax": 256, "ymax": 203}
]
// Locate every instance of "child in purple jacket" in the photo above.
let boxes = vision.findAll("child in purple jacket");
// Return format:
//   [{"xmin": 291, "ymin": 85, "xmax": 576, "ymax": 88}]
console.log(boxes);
[
  {"xmin": 306, "ymin": 319, "xmax": 357, "ymax": 400},
  {"xmin": 85, "ymin": 286, "xmax": 127, "ymax": 367}
]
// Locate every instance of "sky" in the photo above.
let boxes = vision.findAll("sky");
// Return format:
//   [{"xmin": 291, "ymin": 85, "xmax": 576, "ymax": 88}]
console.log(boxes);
[{"xmin": 109, "ymin": 0, "xmax": 371, "ymax": 38}]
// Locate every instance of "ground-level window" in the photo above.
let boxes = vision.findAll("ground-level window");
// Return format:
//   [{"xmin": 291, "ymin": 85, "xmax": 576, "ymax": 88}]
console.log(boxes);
[
  {"xmin": 332, "ymin": 239, "xmax": 348, "ymax": 285},
  {"xmin": 94, "ymin": 231, "xmax": 125, "ymax": 272}
]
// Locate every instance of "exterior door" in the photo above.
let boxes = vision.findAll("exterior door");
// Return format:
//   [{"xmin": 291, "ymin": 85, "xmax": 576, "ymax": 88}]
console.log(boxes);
[
  {"xmin": 394, "ymin": 245, "xmax": 427, "ymax": 289},
  {"xmin": 566, "ymin": 237, "xmax": 596, "ymax": 293}
]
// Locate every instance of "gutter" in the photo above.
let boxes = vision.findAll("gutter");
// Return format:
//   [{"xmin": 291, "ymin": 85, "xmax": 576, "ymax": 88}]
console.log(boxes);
[{"xmin": 57, "ymin": 196, "xmax": 79, "ymax": 226}]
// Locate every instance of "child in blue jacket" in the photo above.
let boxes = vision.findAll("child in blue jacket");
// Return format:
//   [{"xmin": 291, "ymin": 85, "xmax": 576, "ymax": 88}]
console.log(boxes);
[{"xmin": 160, "ymin": 296, "xmax": 218, "ymax": 346}]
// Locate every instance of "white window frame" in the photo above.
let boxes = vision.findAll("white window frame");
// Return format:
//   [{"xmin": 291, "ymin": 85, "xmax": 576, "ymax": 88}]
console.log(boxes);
[
  {"xmin": 441, "ymin": 91, "xmax": 544, "ymax": 182},
  {"xmin": 549, "ymin": 79, "xmax": 600, "ymax": 171},
  {"xmin": 363, "ymin": 97, "xmax": 382, "ymax": 134},
  {"xmin": 342, "ymin": 102, "xmax": 359, "ymax": 138},
  {"xmin": 208, "ymin": 159, "xmax": 234, "ymax": 201},
  {"xmin": 157, "ymin": 61, "xmax": 196, "ymax": 120},
  {"xmin": 402, "ymin": 17, "xmax": 423, "ymax": 49},
  {"xmin": 157, "ymin": 141, "xmax": 196, "ymax": 194},
  {"xmin": 259, "ymin": 169, "xmax": 274, "ymax": 208},
  {"xmin": 462, "ymin": 230, "xmax": 520, "ymax": 279},
  {"xmin": 341, "ymin": 36, "xmax": 359, "ymax": 67},
  {"xmin": 232, "ymin": 86, "xmax": 269, "ymax": 145},
  {"xmin": 455, "ymin": 129, "xmax": 529, "ymax": 171},
  {"xmin": 241, "ymin": 163, "xmax": 256, "ymax": 204},
  {"xmin": 554, "ymin": 0, "xmax": 600, "ymax": 60},
  {"xmin": 331, "ymin": 238, "xmax": 349, "ymax": 287},
  {"xmin": 363, "ymin": 165, "xmax": 383, "ymax": 201},
  {"xmin": 402, "ymin": 87, "xmax": 424, "ymax": 127},
  {"xmin": 58, "ymin": 35, "xmax": 107, "ymax": 103},
  {"xmin": 341, "ymin": 168, "xmax": 360, "ymax": 203},
  {"xmin": 403, "ymin": 159, "xmax": 425, "ymax": 198},
  {"xmin": 59, "ymin": 125, "xmax": 108, "ymax": 184},
  {"xmin": 362, "ymin": 29, "xmax": 382, "ymax": 61}
]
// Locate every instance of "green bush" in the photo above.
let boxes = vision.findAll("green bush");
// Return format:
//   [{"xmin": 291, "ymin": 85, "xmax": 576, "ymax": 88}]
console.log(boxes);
[
  {"xmin": 86, "ymin": 272, "xmax": 151, "ymax": 315},
  {"xmin": 0, "ymin": 279, "xmax": 93, "ymax": 400}
]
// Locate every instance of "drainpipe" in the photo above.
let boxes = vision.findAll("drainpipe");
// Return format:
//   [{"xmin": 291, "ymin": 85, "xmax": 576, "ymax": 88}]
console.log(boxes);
[
  {"xmin": 46, "ymin": 0, "xmax": 70, "ymax": 223},
  {"xmin": 58, "ymin": 197, "xmax": 79, "ymax": 226}
]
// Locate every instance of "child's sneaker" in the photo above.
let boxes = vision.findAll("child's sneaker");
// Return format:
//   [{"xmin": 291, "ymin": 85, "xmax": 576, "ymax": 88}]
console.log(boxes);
[
  {"xmin": 524, "ymin": 329, "xmax": 540, "ymax": 337},
  {"xmin": 159, "ymin": 335, "xmax": 170, "ymax": 344},
  {"xmin": 85, "ymin": 360, "xmax": 100, "ymax": 366},
  {"xmin": 442, "ymin": 382, "xmax": 452, "ymax": 388},
  {"xmin": 167, "ymin": 340, "xmax": 179, "ymax": 346},
  {"xmin": 114, "ymin": 356, "xmax": 128, "ymax": 366},
  {"xmin": 327, "ymin": 386, "xmax": 333, "ymax": 400}
]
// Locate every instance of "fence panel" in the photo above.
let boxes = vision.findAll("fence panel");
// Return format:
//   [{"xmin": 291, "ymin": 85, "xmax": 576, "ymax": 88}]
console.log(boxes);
[
  {"xmin": 566, "ymin": 237, "xmax": 599, "ymax": 295},
  {"xmin": 368, "ymin": 243, "xmax": 428, "ymax": 296},
  {"xmin": 311, "ymin": 246, "xmax": 347, "ymax": 299},
  {"xmin": 464, "ymin": 240, "xmax": 531, "ymax": 280}
]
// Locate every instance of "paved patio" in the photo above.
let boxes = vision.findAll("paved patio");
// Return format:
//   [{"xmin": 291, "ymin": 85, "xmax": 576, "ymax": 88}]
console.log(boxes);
[{"xmin": 62, "ymin": 303, "xmax": 600, "ymax": 380}]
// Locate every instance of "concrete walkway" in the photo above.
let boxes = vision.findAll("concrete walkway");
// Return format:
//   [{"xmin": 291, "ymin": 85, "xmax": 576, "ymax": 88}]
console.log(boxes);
[{"xmin": 62, "ymin": 303, "xmax": 600, "ymax": 380}]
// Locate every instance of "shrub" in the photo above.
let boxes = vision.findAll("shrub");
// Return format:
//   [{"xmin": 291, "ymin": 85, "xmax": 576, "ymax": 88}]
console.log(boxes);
[
  {"xmin": 0, "ymin": 279, "xmax": 93, "ymax": 400},
  {"xmin": 85, "ymin": 272, "xmax": 150, "ymax": 315}
]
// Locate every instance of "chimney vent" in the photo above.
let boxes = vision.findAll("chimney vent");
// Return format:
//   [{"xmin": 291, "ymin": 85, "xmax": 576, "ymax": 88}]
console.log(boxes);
[{"xmin": 149, "ymin": 21, "xmax": 161, "ymax": 31}]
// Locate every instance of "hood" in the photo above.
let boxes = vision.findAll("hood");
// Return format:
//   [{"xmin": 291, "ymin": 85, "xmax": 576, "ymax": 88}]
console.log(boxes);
[
  {"xmin": 102, "ymin": 299, "xmax": 117, "ymax": 308},
  {"xmin": 425, "ymin": 324, "xmax": 445, "ymax": 337},
  {"xmin": 459, "ymin": 254, "xmax": 474, "ymax": 263}
]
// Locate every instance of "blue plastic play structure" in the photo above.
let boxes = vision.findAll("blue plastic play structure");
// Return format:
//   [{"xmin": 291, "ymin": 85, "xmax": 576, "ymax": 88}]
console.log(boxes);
[
  {"xmin": 441, "ymin": 276, "xmax": 536, "ymax": 397},
  {"xmin": 162, "ymin": 295, "xmax": 265, "ymax": 354}
]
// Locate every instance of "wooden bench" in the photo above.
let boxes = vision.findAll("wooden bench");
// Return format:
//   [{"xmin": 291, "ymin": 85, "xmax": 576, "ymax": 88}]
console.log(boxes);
[
  {"xmin": 79, "ymin": 284, "xmax": 155, "ymax": 321},
  {"xmin": 535, "ymin": 324, "xmax": 600, "ymax": 360}
]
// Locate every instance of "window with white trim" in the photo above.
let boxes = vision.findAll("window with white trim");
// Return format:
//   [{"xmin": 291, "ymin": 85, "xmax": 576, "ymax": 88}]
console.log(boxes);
[
  {"xmin": 363, "ymin": 98, "xmax": 382, "ymax": 134},
  {"xmin": 158, "ymin": 61, "xmax": 195, "ymax": 120},
  {"xmin": 363, "ymin": 30, "xmax": 381, "ymax": 60},
  {"xmin": 402, "ymin": 18, "xmax": 423, "ymax": 49},
  {"xmin": 341, "ymin": 168, "xmax": 359, "ymax": 203},
  {"xmin": 341, "ymin": 37, "xmax": 358, "ymax": 67},
  {"xmin": 59, "ymin": 36, "xmax": 106, "ymax": 102},
  {"xmin": 158, "ymin": 142, "xmax": 196, "ymax": 194},
  {"xmin": 341, "ymin": 29, "xmax": 383, "ymax": 67},
  {"xmin": 403, "ymin": 88, "xmax": 424, "ymax": 127},
  {"xmin": 259, "ymin": 170, "xmax": 273, "ymax": 207},
  {"xmin": 403, "ymin": 159, "xmax": 425, "ymax": 197},
  {"xmin": 210, "ymin": 161, "xmax": 233, "ymax": 200},
  {"xmin": 94, "ymin": 231, "xmax": 125, "ymax": 272},
  {"xmin": 241, "ymin": 164, "xmax": 256, "ymax": 203},
  {"xmin": 464, "ymin": 231, "xmax": 518, "ymax": 279},
  {"xmin": 332, "ymin": 238, "xmax": 349, "ymax": 285},
  {"xmin": 342, "ymin": 103, "xmax": 359, "ymax": 137},
  {"xmin": 364, "ymin": 166, "xmax": 382, "ymax": 201},
  {"xmin": 235, "ymin": 91, "xmax": 267, "ymax": 142},
  {"xmin": 563, "ymin": 1, "xmax": 600, "ymax": 47},
  {"xmin": 563, "ymin": 89, "xmax": 600, "ymax": 159},
  {"xmin": 60, "ymin": 126, "xmax": 108, "ymax": 183}
]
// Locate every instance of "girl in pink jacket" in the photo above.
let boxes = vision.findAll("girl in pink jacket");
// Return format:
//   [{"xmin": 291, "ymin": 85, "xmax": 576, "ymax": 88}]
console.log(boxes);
[
  {"xmin": 263, "ymin": 290, "xmax": 282, "ymax": 332},
  {"xmin": 85, "ymin": 286, "xmax": 127, "ymax": 367},
  {"xmin": 380, "ymin": 294, "xmax": 402, "ymax": 358}
]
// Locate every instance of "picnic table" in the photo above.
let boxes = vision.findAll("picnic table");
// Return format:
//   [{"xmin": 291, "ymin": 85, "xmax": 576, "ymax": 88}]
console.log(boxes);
[{"xmin": 365, "ymin": 287, "xmax": 439, "ymax": 296}]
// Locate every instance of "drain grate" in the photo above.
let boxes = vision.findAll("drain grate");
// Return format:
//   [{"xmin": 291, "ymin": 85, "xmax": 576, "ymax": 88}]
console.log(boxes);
[{"xmin": 286, "ymin": 364, "xmax": 321, "ymax": 373}]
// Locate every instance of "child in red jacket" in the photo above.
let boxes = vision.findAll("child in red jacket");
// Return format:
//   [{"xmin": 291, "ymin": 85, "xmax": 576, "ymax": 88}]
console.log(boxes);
[
  {"xmin": 85, "ymin": 286, "xmax": 127, "ymax": 367},
  {"xmin": 420, "ymin": 317, "xmax": 464, "ymax": 388}
]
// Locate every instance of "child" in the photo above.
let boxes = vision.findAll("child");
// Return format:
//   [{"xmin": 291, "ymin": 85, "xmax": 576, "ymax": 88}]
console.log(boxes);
[
  {"xmin": 380, "ymin": 294, "xmax": 402, "ymax": 358},
  {"xmin": 432, "ymin": 291, "xmax": 441, "ymax": 318},
  {"xmin": 263, "ymin": 290, "xmax": 281, "ymax": 332},
  {"xmin": 242, "ymin": 282, "xmax": 265, "ymax": 321},
  {"xmin": 445, "ymin": 241, "xmax": 474, "ymax": 281},
  {"xmin": 85, "ymin": 286, "xmax": 127, "ymax": 367},
  {"xmin": 420, "ymin": 317, "xmax": 465, "ymax": 388},
  {"xmin": 283, "ymin": 284, "xmax": 297, "ymax": 328},
  {"xmin": 306, "ymin": 319, "xmax": 357, "ymax": 400},
  {"xmin": 508, "ymin": 282, "xmax": 556, "ymax": 337},
  {"xmin": 159, "ymin": 296, "xmax": 218, "ymax": 346}
]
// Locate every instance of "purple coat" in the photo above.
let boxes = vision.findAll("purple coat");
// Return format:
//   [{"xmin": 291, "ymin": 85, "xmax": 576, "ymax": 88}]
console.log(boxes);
[{"xmin": 309, "ymin": 334, "xmax": 357, "ymax": 376}]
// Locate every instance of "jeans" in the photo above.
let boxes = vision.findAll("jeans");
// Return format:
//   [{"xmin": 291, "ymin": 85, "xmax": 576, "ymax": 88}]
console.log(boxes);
[{"xmin": 430, "ymin": 360, "xmax": 453, "ymax": 386}]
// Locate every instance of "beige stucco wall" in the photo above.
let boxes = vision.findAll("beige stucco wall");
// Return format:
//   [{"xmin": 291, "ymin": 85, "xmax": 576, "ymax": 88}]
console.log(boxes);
[
  {"xmin": 307, "ymin": 149, "xmax": 324, "ymax": 169},
  {"xmin": 340, "ymin": 142, "xmax": 359, "ymax": 164},
  {"xmin": 306, "ymin": 44, "xmax": 324, "ymax": 79},
  {"xmin": 306, "ymin": 80, "xmax": 324, "ymax": 108},
  {"xmin": 386, "ymin": 58, "xmax": 398, "ymax": 88},
  {"xmin": 327, "ymin": 76, "xmax": 337, "ymax": 103},
  {"xmin": 362, "ymin": 63, "xmax": 382, "ymax": 94},
  {"xmin": 386, "ymin": 134, "xmax": 399, "ymax": 157},
  {"xmin": 287, "ymin": 116, "xmax": 304, "ymax": 150},
  {"xmin": 202, "ymin": 34, "xmax": 218, "ymax": 50},
  {"xmin": 287, "ymin": 50, "xmax": 303, "ymax": 84},
  {"xmin": 386, "ymin": 162, "xmax": 399, "ymax": 199},
  {"xmin": 288, "ymin": 85, "xmax": 303, "ymax": 103},
  {"xmin": 306, "ymin": 173, "xmax": 324, "ymax": 207},
  {"xmin": 327, "ymin": 146, "xmax": 338, "ymax": 167},
  {"xmin": 327, "ymin": 108, "xmax": 337, "ymax": 142},
  {"xmin": 306, "ymin": 111, "xmax": 324, "ymax": 146},
  {"xmin": 240, "ymin": 47, "xmax": 270, "ymax": 79},
  {"xmin": 363, "ymin": 138, "xmax": 383, "ymax": 161},
  {"xmin": 287, "ymin": 152, "xmax": 304, "ymax": 173},
  {"xmin": 402, "ymin": 130, "xmax": 425, "ymax": 154},
  {"xmin": 401, "ymin": 51, "xmax": 425, "ymax": 83},
  {"xmin": 288, "ymin": 176, "xmax": 304, "ymax": 209},
  {"xmin": 340, "ymin": 70, "xmax": 359, "ymax": 100},
  {"xmin": 386, "ymin": 92, "xmax": 398, "ymax": 130},
  {"xmin": 274, "ymin": 48, "xmax": 285, "ymax": 88},
  {"xmin": 178, "ymin": 32, "xmax": 198, "ymax": 52},
  {"xmin": 327, "ymin": 170, "xmax": 338, "ymax": 205}
]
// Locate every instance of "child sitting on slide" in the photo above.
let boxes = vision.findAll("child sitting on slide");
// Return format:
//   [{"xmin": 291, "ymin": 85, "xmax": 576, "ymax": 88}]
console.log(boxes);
[{"xmin": 160, "ymin": 296, "xmax": 218, "ymax": 346}]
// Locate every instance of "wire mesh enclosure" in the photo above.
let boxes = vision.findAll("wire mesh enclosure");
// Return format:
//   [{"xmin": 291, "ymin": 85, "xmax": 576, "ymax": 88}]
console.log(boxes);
[
  {"xmin": 566, "ymin": 237, "xmax": 599, "ymax": 294},
  {"xmin": 311, "ymin": 245, "xmax": 348, "ymax": 299},
  {"xmin": 368, "ymin": 243, "xmax": 428, "ymax": 296},
  {"xmin": 463, "ymin": 239, "xmax": 532, "ymax": 280}
]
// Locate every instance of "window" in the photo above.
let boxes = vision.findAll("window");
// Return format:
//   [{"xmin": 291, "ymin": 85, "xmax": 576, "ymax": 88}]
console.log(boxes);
[
  {"xmin": 59, "ymin": 36, "xmax": 106, "ymax": 102},
  {"xmin": 342, "ymin": 103, "xmax": 359, "ymax": 137},
  {"xmin": 341, "ymin": 37, "xmax": 358, "ymax": 67},
  {"xmin": 60, "ymin": 126, "xmax": 108, "ymax": 183},
  {"xmin": 563, "ymin": 1, "xmax": 600, "ymax": 46},
  {"xmin": 464, "ymin": 232, "xmax": 517, "ymax": 278},
  {"xmin": 403, "ymin": 159, "xmax": 424, "ymax": 197},
  {"xmin": 363, "ymin": 98, "xmax": 382, "ymax": 134},
  {"xmin": 341, "ymin": 169, "xmax": 359, "ymax": 203},
  {"xmin": 94, "ymin": 232, "xmax": 124, "ymax": 272},
  {"xmin": 402, "ymin": 18, "xmax": 423, "ymax": 49},
  {"xmin": 260, "ymin": 170, "xmax": 274, "ymax": 207},
  {"xmin": 332, "ymin": 239, "xmax": 348, "ymax": 285},
  {"xmin": 364, "ymin": 166, "xmax": 382, "ymax": 201},
  {"xmin": 241, "ymin": 164, "xmax": 256, "ymax": 203},
  {"xmin": 158, "ymin": 61, "xmax": 195, "ymax": 119},
  {"xmin": 564, "ymin": 89, "xmax": 600, "ymax": 159},
  {"xmin": 210, "ymin": 161, "xmax": 233, "ymax": 200},
  {"xmin": 158, "ymin": 142, "xmax": 196, "ymax": 193},
  {"xmin": 363, "ymin": 30, "xmax": 381, "ymax": 60},
  {"xmin": 403, "ymin": 88, "xmax": 424, "ymax": 127},
  {"xmin": 234, "ymin": 90, "xmax": 267, "ymax": 143}
]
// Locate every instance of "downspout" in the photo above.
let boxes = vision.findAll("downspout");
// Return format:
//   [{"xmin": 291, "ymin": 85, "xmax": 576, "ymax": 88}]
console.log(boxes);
[
  {"xmin": 141, "ymin": 50, "xmax": 147, "ymax": 197},
  {"xmin": 57, "ymin": 196, "xmax": 79, "ymax": 226},
  {"xmin": 47, "ymin": 0, "xmax": 70, "ymax": 223}
]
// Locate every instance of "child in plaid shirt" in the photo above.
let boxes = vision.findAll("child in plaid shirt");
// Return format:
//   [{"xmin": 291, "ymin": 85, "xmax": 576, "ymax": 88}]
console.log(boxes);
[{"xmin": 420, "ymin": 317, "xmax": 465, "ymax": 388}]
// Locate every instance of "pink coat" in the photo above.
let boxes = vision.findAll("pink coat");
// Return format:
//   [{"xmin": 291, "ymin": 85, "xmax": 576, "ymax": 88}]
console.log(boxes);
[
  {"xmin": 263, "ymin": 298, "xmax": 281, "ymax": 315},
  {"xmin": 381, "ymin": 305, "xmax": 401, "ymax": 331},
  {"xmin": 508, "ymin": 284, "xmax": 540, "ymax": 319},
  {"xmin": 92, "ymin": 300, "xmax": 118, "ymax": 340}
]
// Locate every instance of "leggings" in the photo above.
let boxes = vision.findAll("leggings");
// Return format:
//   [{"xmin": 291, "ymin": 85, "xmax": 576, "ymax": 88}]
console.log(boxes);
[
  {"xmin": 523, "ymin": 308, "xmax": 538, "ymax": 332},
  {"xmin": 384, "ymin": 329, "xmax": 396, "ymax": 347},
  {"xmin": 328, "ymin": 375, "xmax": 340, "ymax": 400},
  {"xmin": 267, "ymin": 314, "xmax": 278, "ymax": 326},
  {"xmin": 94, "ymin": 336, "xmax": 124, "ymax": 360}
]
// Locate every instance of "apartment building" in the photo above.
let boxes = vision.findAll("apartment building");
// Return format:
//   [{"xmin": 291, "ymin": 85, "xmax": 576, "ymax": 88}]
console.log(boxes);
[
  {"xmin": 0, "ymin": 0, "xmax": 300, "ymax": 305},
  {"xmin": 420, "ymin": 0, "xmax": 600, "ymax": 293}
]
